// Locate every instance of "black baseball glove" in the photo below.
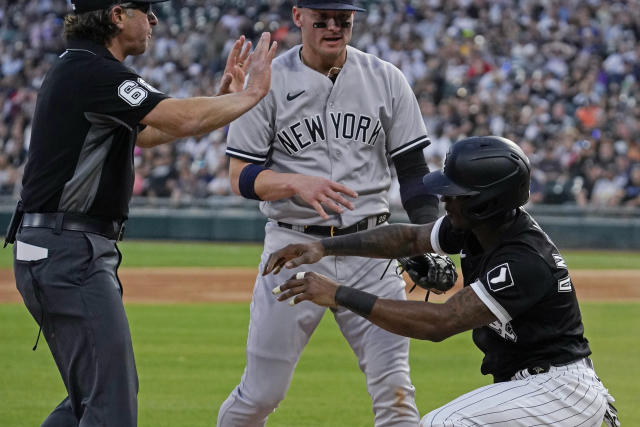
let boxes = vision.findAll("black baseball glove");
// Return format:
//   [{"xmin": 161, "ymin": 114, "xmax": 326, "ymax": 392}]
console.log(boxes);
[{"xmin": 396, "ymin": 253, "xmax": 458, "ymax": 299}]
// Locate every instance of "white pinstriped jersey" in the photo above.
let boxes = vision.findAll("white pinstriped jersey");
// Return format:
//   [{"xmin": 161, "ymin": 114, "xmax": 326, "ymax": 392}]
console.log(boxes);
[{"xmin": 226, "ymin": 44, "xmax": 429, "ymax": 226}]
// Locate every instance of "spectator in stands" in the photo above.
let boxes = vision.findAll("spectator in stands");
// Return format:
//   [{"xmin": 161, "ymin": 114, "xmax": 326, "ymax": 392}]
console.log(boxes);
[
  {"xmin": 2, "ymin": 0, "xmax": 640, "ymax": 209},
  {"xmin": 614, "ymin": 163, "xmax": 640, "ymax": 207}
]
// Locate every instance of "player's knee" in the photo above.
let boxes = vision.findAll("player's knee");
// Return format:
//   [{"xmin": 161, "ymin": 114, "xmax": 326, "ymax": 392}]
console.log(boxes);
[
  {"xmin": 420, "ymin": 407, "xmax": 465, "ymax": 427},
  {"xmin": 368, "ymin": 370, "xmax": 416, "ymax": 410},
  {"xmin": 243, "ymin": 384, "xmax": 287, "ymax": 411}
]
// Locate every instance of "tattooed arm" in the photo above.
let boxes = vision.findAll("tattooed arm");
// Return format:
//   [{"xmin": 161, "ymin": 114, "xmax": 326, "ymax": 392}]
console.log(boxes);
[
  {"xmin": 367, "ymin": 286, "xmax": 496, "ymax": 340},
  {"xmin": 275, "ymin": 272, "xmax": 497, "ymax": 341},
  {"xmin": 263, "ymin": 223, "xmax": 434, "ymax": 275},
  {"xmin": 322, "ymin": 223, "xmax": 433, "ymax": 258}
]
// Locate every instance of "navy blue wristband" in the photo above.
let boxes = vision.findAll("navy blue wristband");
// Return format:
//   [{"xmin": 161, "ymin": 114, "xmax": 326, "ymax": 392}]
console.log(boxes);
[
  {"xmin": 334, "ymin": 286, "xmax": 378, "ymax": 318},
  {"xmin": 239, "ymin": 164, "xmax": 268, "ymax": 200}
]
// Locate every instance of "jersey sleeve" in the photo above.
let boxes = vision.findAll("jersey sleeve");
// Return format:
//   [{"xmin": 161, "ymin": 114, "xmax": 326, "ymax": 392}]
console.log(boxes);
[
  {"xmin": 86, "ymin": 62, "xmax": 168, "ymax": 129},
  {"xmin": 430, "ymin": 215, "xmax": 465, "ymax": 255},
  {"xmin": 226, "ymin": 92, "xmax": 275, "ymax": 164},
  {"xmin": 470, "ymin": 248, "xmax": 554, "ymax": 323},
  {"xmin": 385, "ymin": 66, "xmax": 430, "ymax": 158}
]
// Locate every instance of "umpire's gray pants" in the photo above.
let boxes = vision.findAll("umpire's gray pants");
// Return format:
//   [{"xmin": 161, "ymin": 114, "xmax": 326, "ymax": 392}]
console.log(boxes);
[{"xmin": 14, "ymin": 228, "xmax": 137, "ymax": 427}]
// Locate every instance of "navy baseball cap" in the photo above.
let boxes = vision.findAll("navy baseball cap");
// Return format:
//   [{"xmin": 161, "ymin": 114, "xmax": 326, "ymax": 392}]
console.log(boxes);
[
  {"xmin": 71, "ymin": 0, "xmax": 168, "ymax": 13},
  {"xmin": 296, "ymin": 0, "xmax": 366, "ymax": 12}
]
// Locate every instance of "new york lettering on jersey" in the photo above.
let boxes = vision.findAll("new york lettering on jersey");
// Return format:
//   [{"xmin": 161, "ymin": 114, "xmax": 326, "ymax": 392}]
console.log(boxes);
[{"xmin": 275, "ymin": 112, "xmax": 382, "ymax": 155}]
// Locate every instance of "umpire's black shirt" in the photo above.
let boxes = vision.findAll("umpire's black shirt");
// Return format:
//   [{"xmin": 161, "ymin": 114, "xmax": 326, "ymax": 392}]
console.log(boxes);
[
  {"xmin": 21, "ymin": 38, "xmax": 168, "ymax": 222},
  {"xmin": 432, "ymin": 208, "xmax": 591, "ymax": 382}
]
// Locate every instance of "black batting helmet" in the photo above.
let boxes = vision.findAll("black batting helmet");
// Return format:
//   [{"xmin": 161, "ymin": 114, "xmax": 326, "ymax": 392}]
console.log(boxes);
[{"xmin": 422, "ymin": 136, "xmax": 531, "ymax": 221}]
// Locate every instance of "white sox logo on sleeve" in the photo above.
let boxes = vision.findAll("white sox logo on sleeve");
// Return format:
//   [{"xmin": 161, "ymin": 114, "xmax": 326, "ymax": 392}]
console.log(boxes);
[{"xmin": 486, "ymin": 263, "xmax": 515, "ymax": 292}]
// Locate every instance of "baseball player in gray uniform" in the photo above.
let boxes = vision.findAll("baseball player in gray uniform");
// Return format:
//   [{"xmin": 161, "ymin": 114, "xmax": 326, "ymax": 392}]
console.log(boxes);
[{"xmin": 217, "ymin": 1, "xmax": 448, "ymax": 426}]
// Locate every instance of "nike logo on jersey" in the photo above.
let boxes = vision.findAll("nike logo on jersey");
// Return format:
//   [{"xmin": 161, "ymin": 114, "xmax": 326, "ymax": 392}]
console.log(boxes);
[
  {"xmin": 486, "ymin": 263, "xmax": 514, "ymax": 292},
  {"xmin": 286, "ymin": 90, "xmax": 305, "ymax": 101}
]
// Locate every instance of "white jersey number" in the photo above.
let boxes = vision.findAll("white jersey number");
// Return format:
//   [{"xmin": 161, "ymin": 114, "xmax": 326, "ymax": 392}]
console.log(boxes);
[{"xmin": 118, "ymin": 80, "xmax": 148, "ymax": 106}]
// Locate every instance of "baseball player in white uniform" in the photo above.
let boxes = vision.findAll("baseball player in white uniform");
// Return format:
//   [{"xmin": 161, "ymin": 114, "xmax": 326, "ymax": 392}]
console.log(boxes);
[{"xmin": 217, "ymin": 1, "xmax": 446, "ymax": 426}]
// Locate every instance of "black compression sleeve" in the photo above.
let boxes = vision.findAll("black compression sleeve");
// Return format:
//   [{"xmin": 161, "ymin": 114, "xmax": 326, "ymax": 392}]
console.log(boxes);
[
  {"xmin": 393, "ymin": 149, "xmax": 440, "ymax": 224},
  {"xmin": 334, "ymin": 286, "xmax": 378, "ymax": 318}
]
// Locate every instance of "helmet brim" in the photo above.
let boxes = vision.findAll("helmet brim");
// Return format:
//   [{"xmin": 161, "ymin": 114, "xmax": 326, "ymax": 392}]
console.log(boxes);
[{"xmin": 422, "ymin": 171, "xmax": 479, "ymax": 196}]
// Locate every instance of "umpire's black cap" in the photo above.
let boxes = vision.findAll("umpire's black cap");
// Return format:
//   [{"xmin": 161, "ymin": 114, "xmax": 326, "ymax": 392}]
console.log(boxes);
[
  {"xmin": 71, "ymin": 0, "xmax": 168, "ymax": 14},
  {"xmin": 296, "ymin": 0, "xmax": 366, "ymax": 12}
]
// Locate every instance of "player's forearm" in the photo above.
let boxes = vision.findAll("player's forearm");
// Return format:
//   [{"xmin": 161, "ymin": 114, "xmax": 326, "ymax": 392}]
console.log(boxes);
[
  {"xmin": 229, "ymin": 158, "xmax": 298, "ymax": 200},
  {"xmin": 142, "ymin": 90, "xmax": 265, "ymax": 138},
  {"xmin": 253, "ymin": 170, "xmax": 300, "ymax": 200},
  {"xmin": 353, "ymin": 286, "xmax": 495, "ymax": 341},
  {"xmin": 367, "ymin": 299, "xmax": 451, "ymax": 341},
  {"xmin": 320, "ymin": 223, "xmax": 434, "ymax": 259},
  {"xmin": 135, "ymin": 125, "xmax": 179, "ymax": 148}
]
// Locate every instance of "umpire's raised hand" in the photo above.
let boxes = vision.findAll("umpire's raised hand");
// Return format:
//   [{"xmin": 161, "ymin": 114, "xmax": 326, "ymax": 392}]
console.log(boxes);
[{"xmin": 244, "ymin": 32, "xmax": 278, "ymax": 99}]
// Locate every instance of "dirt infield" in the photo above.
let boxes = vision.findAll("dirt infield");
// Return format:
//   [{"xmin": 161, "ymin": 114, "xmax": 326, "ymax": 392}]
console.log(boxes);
[{"xmin": 0, "ymin": 268, "xmax": 639, "ymax": 303}]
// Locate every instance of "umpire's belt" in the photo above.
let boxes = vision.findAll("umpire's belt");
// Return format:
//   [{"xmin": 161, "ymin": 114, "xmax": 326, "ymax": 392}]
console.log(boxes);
[
  {"xmin": 278, "ymin": 213, "xmax": 389, "ymax": 237},
  {"xmin": 22, "ymin": 212, "xmax": 125, "ymax": 241}
]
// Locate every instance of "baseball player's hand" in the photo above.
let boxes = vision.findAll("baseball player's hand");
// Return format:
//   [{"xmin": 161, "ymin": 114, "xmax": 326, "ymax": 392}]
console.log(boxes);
[
  {"xmin": 244, "ymin": 32, "xmax": 278, "ymax": 99},
  {"xmin": 263, "ymin": 241, "xmax": 325, "ymax": 275},
  {"xmin": 292, "ymin": 175, "xmax": 358, "ymax": 220},
  {"xmin": 217, "ymin": 35, "xmax": 252, "ymax": 96},
  {"xmin": 273, "ymin": 271, "xmax": 339, "ymax": 308}
]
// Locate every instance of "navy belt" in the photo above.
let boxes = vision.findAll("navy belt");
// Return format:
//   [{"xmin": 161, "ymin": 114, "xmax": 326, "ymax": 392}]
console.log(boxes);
[
  {"xmin": 278, "ymin": 213, "xmax": 389, "ymax": 237},
  {"xmin": 21, "ymin": 212, "xmax": 125, "ymax": 241}
]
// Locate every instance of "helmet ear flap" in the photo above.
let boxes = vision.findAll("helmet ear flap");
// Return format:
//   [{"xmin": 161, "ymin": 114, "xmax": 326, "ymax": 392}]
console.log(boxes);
[{"xmin": 464, "ymin": 197, "xmax": 502, "ymax": 221}]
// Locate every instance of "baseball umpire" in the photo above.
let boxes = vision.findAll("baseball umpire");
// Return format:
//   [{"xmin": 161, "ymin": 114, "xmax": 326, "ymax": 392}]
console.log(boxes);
[
  {"xmin": 4, "ymin": 1, "xmax": 276, "ymax": 425},
  {"xmin": 218, "ymin": 1, "xmax": 455, "ymax": 425},
  {"xmin": 265, "ymin": 136, "xmax": 620, "ymax": 427}
]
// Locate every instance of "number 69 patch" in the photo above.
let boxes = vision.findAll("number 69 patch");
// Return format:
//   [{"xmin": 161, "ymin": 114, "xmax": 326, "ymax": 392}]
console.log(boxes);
[{"xmin": 118, "ymin": 80, "xmax": 148, "ymax": 106}]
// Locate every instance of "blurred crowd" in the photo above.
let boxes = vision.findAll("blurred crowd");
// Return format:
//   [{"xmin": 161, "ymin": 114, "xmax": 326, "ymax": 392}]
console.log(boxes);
[{"xmin": 1, "ymin": 0, "xmax": 640, "ymax": 209}]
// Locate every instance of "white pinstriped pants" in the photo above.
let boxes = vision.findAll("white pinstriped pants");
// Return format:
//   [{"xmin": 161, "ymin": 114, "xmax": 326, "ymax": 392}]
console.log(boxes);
[{"xmin": 420, "ymin": 358, "xmax": 618, "ymax": 427}]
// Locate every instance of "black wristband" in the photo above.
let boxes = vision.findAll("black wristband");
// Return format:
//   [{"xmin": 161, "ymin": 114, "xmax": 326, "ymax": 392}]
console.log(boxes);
[
  {"xmin": 334, "ymin": 286, "xmax": 378, "ymax": 318},
  {"xmin": 239, "ymin": 163, "xmax": 268, "ymax": 200}
]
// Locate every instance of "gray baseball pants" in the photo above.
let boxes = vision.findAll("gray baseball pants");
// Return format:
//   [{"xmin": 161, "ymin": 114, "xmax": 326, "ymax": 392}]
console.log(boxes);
[
  {"xmin": 14, "ymin": 227, "xmax": 137, "ymax": 427},
  {"xmin": 217, "ymin": 221, "xmax": 419, "ymax": 426}
]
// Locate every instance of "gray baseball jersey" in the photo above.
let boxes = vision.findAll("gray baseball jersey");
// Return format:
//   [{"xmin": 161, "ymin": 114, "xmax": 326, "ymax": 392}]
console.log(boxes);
[
  {"xmin": 226, "ymin": 44, "xmax": 429, "ymax": 226},
  {"xmin": 218, "ymin": 44, "xmax": 424, "ymax": 427}
]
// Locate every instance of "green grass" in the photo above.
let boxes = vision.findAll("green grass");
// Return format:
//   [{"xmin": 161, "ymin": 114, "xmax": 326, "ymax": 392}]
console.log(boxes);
[
  {"xmin": 1, "ymin": 240, "xmax": 638, "ymax": 269},
  {"xmin": 0, "ymin": 240, "xmax": 265, "ymax": 268},
  {"xmin": 0, "ymin": 241, "xmax": 637, "ymax": 425},
  {"xmin": 0, "ymin": 303, "xmax": 637, "ymax": 426}
]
